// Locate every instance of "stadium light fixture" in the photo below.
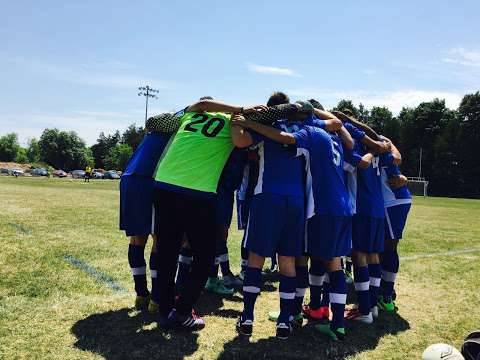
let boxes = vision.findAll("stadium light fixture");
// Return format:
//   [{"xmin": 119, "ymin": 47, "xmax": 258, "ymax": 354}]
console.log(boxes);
[{"xmin": 138, "ymin": 85, "xmax": 159, "ymax": 123}]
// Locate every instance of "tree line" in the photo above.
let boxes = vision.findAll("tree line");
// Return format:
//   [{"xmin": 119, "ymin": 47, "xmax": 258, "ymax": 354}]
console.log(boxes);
[{"xmin": 0, "ymin": 92, "xmax": 479, "ymax": 198}]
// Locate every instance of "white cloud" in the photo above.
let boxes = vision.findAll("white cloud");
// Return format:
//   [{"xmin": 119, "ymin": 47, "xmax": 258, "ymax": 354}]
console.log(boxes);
[
  {"xmin": 246, "ymin": 62, "xmax": 301, "ymax": 77},
  {"xmin": 441, "ymin": 47, "xmax": 480, "ymax": 67},
  {"xmin": 288, "ymin": 88, "xmax": 464, "ymax": 113}
]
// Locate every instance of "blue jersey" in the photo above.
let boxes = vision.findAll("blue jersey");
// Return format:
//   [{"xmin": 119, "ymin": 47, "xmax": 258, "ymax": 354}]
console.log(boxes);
[
  {"xmin": 251, "ymin": 120, "xmax": 305, "ymax": 198},
  {"xmin": 354, "ymin": 142, "xmax": 385, "ymax": 218},
  {"xmin": 217, "ymin": 148, "xmax": 248, "ymax": 193},
  {"xmin": 123, "ymin": 132, "xmax": 172, "ymax": 177},
  {"xmin": 293, "ymin": 126, "xmax": 352, "ymax": 218},
  {"xmin": 380, "ymin": 152, "xmax": 412, "ymax": 208},
  {"xmin": 344, "ymin": 122, "xmax": 366, "ymax": 141}
]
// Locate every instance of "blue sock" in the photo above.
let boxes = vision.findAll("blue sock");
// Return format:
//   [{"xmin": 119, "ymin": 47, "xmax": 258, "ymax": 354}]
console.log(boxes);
[
  {"xmin": 308, "ymin": 259, "xmax": 325, "ymax": 309},
  {"xmin": 128, "ymin": 244, "xmax": 148, "ymax": 297},
  {"xmin": 369, "ymin": 263, "xmax": 382, "ymax": 309},
  {"xmin": 149, "ymin": 251, "xmax": 158, "ymax": 301},
  {"xmin": 329, "ymin": 270, "xmax": 347, "ymax": 330},
  {"xmin": 278, "ymin": 274, "xmax": 296, "ymax": 324},
  {"xmin": 354, "ymin": 265, "xmax": 370, "ymax": 315},
  {"xmin": 242, "ymin": 267, "xmax": 262, "ymax": 321},
  {"xmin": 321, "ymin": 273, "xmax": 330, "ymax": 307},
  {"xmin": 270, "ymin": 254, "xmax": 277, "ymax": 270},
  {"xmin": 176, "ymin": 247, "xmax": 193, "ymax": 288},
  {"xmin": 218, "ymin": 242, "xmax": 231, "ymax": 276},
  {"xmin": 210, "ymin": 257, "xmax": 220, "ymax": 278},
  {"xmin": 240, "ymin": 246, "xmax": 249, "ymax": 273},
  {"xmin": 294, "ymin": 266, "xmax": 308, "ymax": 315},
  {"xmin": 381, "ymin": 250, "xmax": 399, "ymax": 301}
]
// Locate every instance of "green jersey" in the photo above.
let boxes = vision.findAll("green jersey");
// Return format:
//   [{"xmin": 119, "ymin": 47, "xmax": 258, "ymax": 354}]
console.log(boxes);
[{"xmin": 154, "ymin": 111, "xmax": 234, "ymax": 193}]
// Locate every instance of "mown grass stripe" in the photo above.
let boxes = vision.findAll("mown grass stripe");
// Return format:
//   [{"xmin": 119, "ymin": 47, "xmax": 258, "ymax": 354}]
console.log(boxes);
[
  {"xmin": 62, "ymin": 254, "xmax": 125, "ymax": 292},
  {"xmin": 7, "ymin": 223, "xmax": 32, "ymax": 235},
  {"xmin": 402, "ymin": 248, "xmax": 480, "ymax": 261}
]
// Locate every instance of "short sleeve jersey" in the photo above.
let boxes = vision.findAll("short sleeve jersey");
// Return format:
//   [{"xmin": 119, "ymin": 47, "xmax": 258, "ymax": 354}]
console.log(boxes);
[
  {"xmin": 123, "ymin": 132, "xmax": 172, "ymax": 177},
  {"xmin": 380, "ymin": 152, "xmax": 412, "ymax": 207},
  {"xmin": 154, "ymin": 111, "xmax": 234, "ymax": 194},
  {"xmin": 251, "ymin": 120, "xmax": 305, "ymax": 198},
  {"xmin": 293, "ymin": 126, "xmax": 352, "ymax": 218}
]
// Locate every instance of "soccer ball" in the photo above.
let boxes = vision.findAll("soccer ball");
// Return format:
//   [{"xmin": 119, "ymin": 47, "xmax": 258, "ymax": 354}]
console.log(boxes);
[{"xmin": 422, "ymin": 344, "xmax": 465, "ymax": 360}]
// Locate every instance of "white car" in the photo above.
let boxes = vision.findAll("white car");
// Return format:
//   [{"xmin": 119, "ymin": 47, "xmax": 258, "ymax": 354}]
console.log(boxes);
[{"xmin": 11, "ymin": 168, "xmax": 24, "ymax": 176}]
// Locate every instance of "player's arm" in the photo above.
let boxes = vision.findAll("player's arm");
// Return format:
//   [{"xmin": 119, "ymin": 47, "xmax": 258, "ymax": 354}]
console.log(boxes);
[
  {"xmin": 186, "ymin": 100, "xmax": 266, "ymax": 114},
  {"xmin": 231, "ymin": 114, "xmax": 296, "ymax": 145},
  {"xmin": 381, "ymin": 136, "xmax": 402, "ymax": 165},
  {"xmin": 358, "ymin": 152, "xmax": 375, "ymax": 169},
  {"xmin": 389, "ymin": 174, "xmax": 408, "ymax": 189},
  {"xmin": 231, "ymin": 124, "xmax": 254, "ymax": 148},
  {"xmin": 338, "ymin": 126, "xmax": 354, "ymax": 150},
  {"xmin": 332, "ymin": 111, "xmax": 380, "ymax": 140},
  {"xmin": 362, "ymin": 135, "xmax": 390, "ymax": 154},
  {"xmin": 245, "ymin": 101, "xmax": 313, "ymax": 125},
  {"xmin": 313, "ymin": 109, "xmax": 342, "ymax": 131}
]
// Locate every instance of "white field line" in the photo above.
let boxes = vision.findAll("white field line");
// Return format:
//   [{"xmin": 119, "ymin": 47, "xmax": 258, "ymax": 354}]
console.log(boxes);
[{"xmin": 401, "ymin": 248, "xmax": 480, "ymax": 261}]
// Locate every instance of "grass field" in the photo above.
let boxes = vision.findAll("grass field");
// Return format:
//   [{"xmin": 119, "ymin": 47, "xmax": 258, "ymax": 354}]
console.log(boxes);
[{"xmin": 1, "ymin": 177, "xmax": 479, "ymax": 360}]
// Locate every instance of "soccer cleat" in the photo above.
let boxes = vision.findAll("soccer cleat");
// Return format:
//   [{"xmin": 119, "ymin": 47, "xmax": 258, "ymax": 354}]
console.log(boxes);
[
  {"xmin": 168, "ymin": 309, "xmax": 205, "ymax": 331},
  {"xmin": 135, "ymin": 295, "xmax": 150, "ymax": 310},
  {"xmin": 267, "ymin": 311, "xmax": 303, "ymax": 327},
  {"xmin": 302, "ymin": 304, "xmax": 329, "ymax": 320},
  {"xmin": 378, "ymin": 296, "xmax": 396, "ymax": 312},
  {"xmin": 205, "ymin": 277, "xmax": 219, "ymax": 292},
  {"xmin": 148, "ymin": 299, "xmax": 159, "ymax": 314},
  {"xmin": 276, "ymin": 322, "xmax": 293, "ymax": 340},
  {"xmin": 223, "ymin": 274, "xmax": 243, "ymax": 288},
  {"xmin": 345, "ymin": 270, "xmax": 354, "ymax": 285},
  {"xmin": 236, "ymin": 317, "xmax": 253, "ymax": 337},
  {"xmin": 315, "ymin": 324, "xmax": 345, "ymax": 341},
  {"xmin": 371, "ymin": 306, "xmax": 379, "ymax": 319},
  {"xmin": 345, "ymin": 309, "xmax": 374, "ymax": 324}
]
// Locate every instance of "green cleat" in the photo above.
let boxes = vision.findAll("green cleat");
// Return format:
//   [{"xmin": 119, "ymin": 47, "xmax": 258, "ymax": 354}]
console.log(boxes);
[
  {"xmin": 378, "ymin": 296, "xmax": 396, "ymax": 312},
  {"xmin": 205, "ymin": 277, "xmax": 234, "ymax": 296},
  {"xmin": 268, "ymin": 310, "xmax": 303, "ymax": 326},
  {"xmin": 315, "ymin": 324, "xmax": 345, "ymax": 341},
  {"xmin": 135, "ymin": 295, "xmax": 150, "ymax": 310},
  {"xmin": 147, "ymin": 299, "xmax": 159, "ymax": 314}
]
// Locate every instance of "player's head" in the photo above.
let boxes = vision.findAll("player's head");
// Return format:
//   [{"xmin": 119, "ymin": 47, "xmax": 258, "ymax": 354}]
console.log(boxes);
[
  {"xmin": 308, "ymin": 99, "xmax": 324, "ymax": 110},
  {"xmin": 267, "ymin": 92, "xmax": 289, "ymax": 107},
  {"xmin": 199, "ymin": 96, "xmax": 214, "ymax": 100}
]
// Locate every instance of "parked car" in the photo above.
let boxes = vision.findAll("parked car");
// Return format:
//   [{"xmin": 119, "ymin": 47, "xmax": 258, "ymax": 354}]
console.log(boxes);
[
  {"xmin": 11, "ymin": 168, "xmax": 24, "ymax": 176},
  {"xmin": 104, "ymin": 170, "xmax": 120, "ymax": 179},
  {"xmin": 92, "ymin": 171, "xmax": 104, "ymax": 179},
  {"xmin": 53, "ymin": 170, "xmax": 67, "ymax": 178},
  {"xmin": 31, "ymin": 168, "xmax": 49, "ymax": 176},
  {"xmin": 0, "ymin": 168, "xmax": 11, "ymax": 175},
  {"xmin": 71, "ymin": 170, "xmax": 86, "ymax": 179}
]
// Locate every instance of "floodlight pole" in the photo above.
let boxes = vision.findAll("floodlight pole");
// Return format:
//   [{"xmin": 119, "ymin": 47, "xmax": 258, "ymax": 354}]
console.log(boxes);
[
  {"xmin": 138, "ymin": 85, "xmax": 159, "ymax": 122},
  {"xmin": 418, "ymin": 147, "xmax": 423, "ymax": 178}
]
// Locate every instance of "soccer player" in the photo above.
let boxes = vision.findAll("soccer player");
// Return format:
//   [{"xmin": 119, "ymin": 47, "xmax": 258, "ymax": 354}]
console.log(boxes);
[
  {"xmin": 84, "ymin": 165, "xmax": 92, "ymax": 183},
  {"xmin": 119, "ymin": 129, "xmax": 172, "ymax": 311},
  {"xmin": 378, "ymin": 147, "xmax": 411, "ymax": 311},
  {"xmin": 234, "ymin": 92, "xmax": 308, "ymax": 339},
  {"xmin": 152, "ymin": 98, "xmax": 264, "ymax": 331}
]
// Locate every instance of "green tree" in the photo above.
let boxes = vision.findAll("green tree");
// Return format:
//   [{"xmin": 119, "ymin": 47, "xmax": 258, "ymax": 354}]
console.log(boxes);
[
  {"xmin": 332, "ymin": 99, "xmax": 359, "ymax": 117},
  {"xmin": 38, "ymin": 129, "xmax": 92, "ymax": 170},
  {"xmin": 90, "ymin": 131, "xmax": 121, "ymax": 168},
  {"xmin": 104, "ymin": 144, "xmax": 133, "ymax": 171},
  {"xmin": 368, "ymin": 106, "xmax": 393, "ymax": 134},
  {"xmin": 15, "ymin": 147, "xmax": 29, "ymax": 163},
  {"xmin": 26, "ymin": 138, "xmax": 41, "ymax": 163},
  {"xmin": 121, "ymin": 124, "xmax": 145, "ymax": 151},
  {"xmin": 0, "ymin": 133, "xmax": 21, "ymax": 161}
]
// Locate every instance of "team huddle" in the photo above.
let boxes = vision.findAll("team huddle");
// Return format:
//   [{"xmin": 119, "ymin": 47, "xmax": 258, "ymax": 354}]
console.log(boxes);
[{"xmin": 119, "ymin": 92, "xmax": 412, "ymax": 341}]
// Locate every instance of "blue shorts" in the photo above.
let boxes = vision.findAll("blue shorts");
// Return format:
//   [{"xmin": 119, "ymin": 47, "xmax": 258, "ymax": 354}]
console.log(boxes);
[
  {"xmin": 306, "ymin": 215, "xmax": 352, "ymax": 260},
  {"xmin": 385, "ymin": 204, "xmax": 411, "ymax": 240},
  {"xmin": 216, "ymin": 189, "xmax": 234, "ymax": 229},
  {"xmin": 352, "ymin": 214, "xmax": 384, "ymax": 253},
  {"xmin": 243, "ymin": 193, "xmax": 305, "ymax": 257},
  {"xmin": 119, "ymin": 175, "xmax": 154, "ymax": 237},
  {"xmin": 236, "ymin": 194, "xmax": 252, "ymax": 230}
]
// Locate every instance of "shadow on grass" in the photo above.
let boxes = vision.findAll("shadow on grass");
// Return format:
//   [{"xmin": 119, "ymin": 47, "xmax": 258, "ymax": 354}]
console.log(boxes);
[
  {"xmin": 71, "ymin": 309, "xmax": 198, "ymax": 360},
  {"xmin": 217, "ymin": 311, "xmax": 410, "ymax": 360},
  {"xmin": 196, "ymin": 291, "xmax": 243, "ymax": 318}
]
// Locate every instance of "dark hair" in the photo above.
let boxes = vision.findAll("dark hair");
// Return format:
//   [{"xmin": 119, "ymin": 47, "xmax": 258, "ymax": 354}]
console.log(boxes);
[
  {"xmin": 342, "ymin": 108, "xmax": 354, "ymax": 116},
  {"xmin": 308, "ymin": 99, "xmax": 324, "ymax": 110},
  {"xmin": 267, "ymin": 92, "xmax": 289, "ymax": 107},
  {"xmin": 199, "ymin": 96, "xmax": 214, "ymax": 100}
]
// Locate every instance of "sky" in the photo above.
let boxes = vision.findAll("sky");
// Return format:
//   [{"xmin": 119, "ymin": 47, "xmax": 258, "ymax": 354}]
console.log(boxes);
[{"xmin": 0, "ymin": 0, "xmax": 479, "ymax": 145}]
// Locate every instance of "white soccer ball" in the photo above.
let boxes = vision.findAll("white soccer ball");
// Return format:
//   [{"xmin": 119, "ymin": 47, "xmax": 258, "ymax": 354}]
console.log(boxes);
[{"xmin": 422, "ymin": 343, "xmax": 464, "ymax": 360}]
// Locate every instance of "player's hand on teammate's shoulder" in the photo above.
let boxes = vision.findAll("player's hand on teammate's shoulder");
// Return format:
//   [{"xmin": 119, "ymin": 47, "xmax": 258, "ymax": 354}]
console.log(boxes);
[
  {"xmin": 231, "ymin": 113, "xmax": 249, "ymax": 127},
  {"xmin": 242, "ymin": 105, "xmax": 268, "ymax": 114},
  {"xmin": 388, "ymin": 174, "xmax": 408, "ymax": 189}
]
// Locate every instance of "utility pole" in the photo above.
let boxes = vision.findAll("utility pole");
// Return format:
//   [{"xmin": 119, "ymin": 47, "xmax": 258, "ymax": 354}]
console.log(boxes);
[
  {"xmin": 138, "ymin": 85, "xmax": 159, "ymax": 122},
  {"xmin": 418, "ymin": 147, "xmax": 423, "ymax": 178}
]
